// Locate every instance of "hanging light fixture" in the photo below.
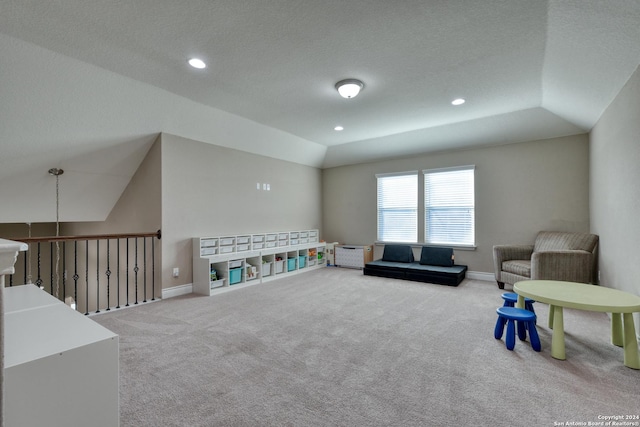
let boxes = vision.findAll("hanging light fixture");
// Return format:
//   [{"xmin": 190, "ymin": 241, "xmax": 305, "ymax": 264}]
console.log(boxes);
[
  {"xmin": 335, "ymin": 79, "xmax": 364, "ymax": 99},
  {"xmin": 49, "ymin": 168, "xmax": 64, "ymax": 299}
]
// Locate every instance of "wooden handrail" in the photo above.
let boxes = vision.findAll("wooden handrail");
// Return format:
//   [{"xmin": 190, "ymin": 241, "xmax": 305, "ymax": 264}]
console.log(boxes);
[{"xmin": 11, "ymin": 230, "xmax": 161, "ymax": 243}]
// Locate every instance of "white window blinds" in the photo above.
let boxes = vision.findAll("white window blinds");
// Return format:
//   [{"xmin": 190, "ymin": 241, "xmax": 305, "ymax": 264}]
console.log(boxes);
[
  {"xmin": 423, "ymin": 166, "xmax": 475, "ymax": 246},
  {"xmin": 376, "ymin": 172, "xmax": 417, "ymax": 242}
]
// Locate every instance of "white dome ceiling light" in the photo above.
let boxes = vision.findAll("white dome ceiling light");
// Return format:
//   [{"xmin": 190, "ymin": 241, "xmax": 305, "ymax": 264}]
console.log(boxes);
[{"xmin": 335, "ymin": 79, "xmax": 364, "ymax": 99}]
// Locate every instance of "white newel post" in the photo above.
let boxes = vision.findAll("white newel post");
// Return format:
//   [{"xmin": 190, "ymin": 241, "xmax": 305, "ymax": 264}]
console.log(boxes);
[{"xmin": 0, "ymin": 239, "xmax": 28, "ymax": 427}]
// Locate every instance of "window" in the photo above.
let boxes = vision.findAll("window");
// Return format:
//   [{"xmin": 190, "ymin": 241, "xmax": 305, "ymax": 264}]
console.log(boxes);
[
  {"xmin": 423, "ymin": 166, "xmax": 475, "ymax": 246},
  {"xmin": 376, "ymin": 171, "xmax": 417, "ymax": 242}
]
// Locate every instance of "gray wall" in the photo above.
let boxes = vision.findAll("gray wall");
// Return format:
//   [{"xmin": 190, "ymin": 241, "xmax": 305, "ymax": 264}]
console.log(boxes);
[
  {"xmin": 65, "ymin": 137, "xmax": 163, "ymax": 238},
  {"xmin": 322, "ymin": 134, "xmax": 590, "ymax": 275},
  {"xmin": 160, "ymin": 134, "xmax": 323, "ymax": 289},
  {"xmin": 590, "ymin": 66, "xmax": 640, "ymax": 301},
  {"xmin": 64, "ymin": 136, "xmax": 163, "ymax": 305}
]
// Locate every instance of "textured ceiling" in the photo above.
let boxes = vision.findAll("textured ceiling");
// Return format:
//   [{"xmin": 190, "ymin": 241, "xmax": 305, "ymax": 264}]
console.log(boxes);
[{"xmin": 0, "ymin": 0, "xmax": 639, "ymax": 222}]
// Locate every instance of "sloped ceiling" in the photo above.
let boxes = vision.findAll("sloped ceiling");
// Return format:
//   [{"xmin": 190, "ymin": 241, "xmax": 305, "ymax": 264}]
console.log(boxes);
[{"xmin": 0, "ymin": 0, "xmax": 639, "ymax": 222}]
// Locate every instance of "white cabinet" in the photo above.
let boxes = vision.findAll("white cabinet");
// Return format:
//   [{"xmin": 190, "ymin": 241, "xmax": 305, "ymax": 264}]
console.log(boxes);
[
  {"xmin": 4, "ymin": 285, "xmax": 119, "ymax": 427},
  {"xmin": 193, "ymin": 230, "xmax": 325, "ymax": 296}
]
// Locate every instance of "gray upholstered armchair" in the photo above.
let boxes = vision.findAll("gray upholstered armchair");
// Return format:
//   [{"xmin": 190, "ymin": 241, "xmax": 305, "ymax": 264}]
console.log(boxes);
[{"xmin": 493, "ymin": 231, "xmax": 599, "ymax": 289}]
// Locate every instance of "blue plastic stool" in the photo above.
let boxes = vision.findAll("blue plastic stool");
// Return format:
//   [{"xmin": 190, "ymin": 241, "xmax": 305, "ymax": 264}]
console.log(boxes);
[
  {"xmin": 494, "ymin": 307, "xmax": 541, "ymax": 352},
  {"xmin": 501, "ymin": 292, "xmax": 535, "ymax": 313}
]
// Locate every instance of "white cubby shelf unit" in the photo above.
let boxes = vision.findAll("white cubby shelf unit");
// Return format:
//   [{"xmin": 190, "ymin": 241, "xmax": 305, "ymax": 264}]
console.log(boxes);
[{"xmin": 193, "ymin": 230, "xmax": 326, "ymax": 296}]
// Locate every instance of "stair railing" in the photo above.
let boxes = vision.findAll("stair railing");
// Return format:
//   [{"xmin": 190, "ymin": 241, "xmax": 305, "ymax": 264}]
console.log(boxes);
[{"xmin": 5, "ymin": 230, "xmax": 161, "ymax": 314}]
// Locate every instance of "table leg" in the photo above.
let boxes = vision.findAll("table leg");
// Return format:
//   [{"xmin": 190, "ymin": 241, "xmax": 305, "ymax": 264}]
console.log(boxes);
[
  {"xmin": 550, "ymin": 305, "xmax": 566, "ymax": 360},
  {"xmin": 622, "ymin": 313, "xmax": 640, "ymax": 369},
  {"xmin": 548, "ymin": 304, "xmax": 555, "ymax": 329},
  {"xmin": 611, "ymin": 313, "xmax": 623, "ymax": 347},
  {"xmin": 516, "ymin": 295, "xmax": 525, "ymax": 309}
]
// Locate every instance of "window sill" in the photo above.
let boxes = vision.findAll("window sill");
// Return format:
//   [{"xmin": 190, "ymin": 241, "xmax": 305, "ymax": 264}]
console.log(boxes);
[{"xmin": 375, "ymin": 241, "xmax": 477, "ymax": 251}]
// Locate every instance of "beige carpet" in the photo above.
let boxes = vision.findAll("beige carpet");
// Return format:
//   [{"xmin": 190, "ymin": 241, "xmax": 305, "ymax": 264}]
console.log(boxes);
[{"xmin": 94, "ymin": 267, "xmax": 640, "ymax": 426}]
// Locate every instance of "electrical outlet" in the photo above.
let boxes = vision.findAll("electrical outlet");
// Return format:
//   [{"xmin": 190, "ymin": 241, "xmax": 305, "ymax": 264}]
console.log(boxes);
[{"xmin": 172, "ymin": 267, "xmax": 179, "ymax": 277}]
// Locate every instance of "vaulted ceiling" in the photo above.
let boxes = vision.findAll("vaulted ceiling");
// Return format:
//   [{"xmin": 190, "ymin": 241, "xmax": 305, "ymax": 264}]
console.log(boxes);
[{"xmin": 1, "ymin": 1, "xmax": 639, "ymax": 222}]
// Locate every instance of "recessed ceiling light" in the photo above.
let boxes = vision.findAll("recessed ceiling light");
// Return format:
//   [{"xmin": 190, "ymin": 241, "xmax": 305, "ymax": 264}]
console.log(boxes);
[
  {"xmin": 188, "ymin": 58, "xmax": 206, "ymax": 69},
  {"xmin": 451, "ymin": 98, "xmax": 466, "ymax": 106},
  {"xmin": 334, "ymin": 126, "xmax": 344, "ymax": 131}
]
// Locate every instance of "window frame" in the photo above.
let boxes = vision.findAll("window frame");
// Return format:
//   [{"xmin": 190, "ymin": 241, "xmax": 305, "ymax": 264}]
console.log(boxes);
[
  {"xmin": 375, "ymin": 171, "xmax": 418, "ymax": 243},
  {"xmin": 422, "ymin": 165, "xmax": 476, "ymax": 248}
]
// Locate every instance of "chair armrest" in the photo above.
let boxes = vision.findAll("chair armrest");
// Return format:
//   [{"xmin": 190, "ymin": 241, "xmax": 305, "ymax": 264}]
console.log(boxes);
[
  {"xmin": 493, "ymin": 245, "xmax": 534, "ymax": 281},
  {"xmin": 531, "ymin": 250, "xmax": 594, "ymax": 283}
]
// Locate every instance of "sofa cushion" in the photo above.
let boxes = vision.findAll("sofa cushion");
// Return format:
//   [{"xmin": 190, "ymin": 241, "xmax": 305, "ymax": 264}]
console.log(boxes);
[
  {"xmin": 534, "ymin": 231, "xmax": 599, "ymax": 253},
  {"xmin": 381, "ymin": 245, "xmax": 414, "ymax": 263},
  {"xmin": 502, "ymin": 260, "xmax": 531, "ymax": 277},
  {"xmin": 363, "ymin": 260, "xmax": 467, "ymax": 286},
  {"xmin": 419, "ymin": 246, "xmax": 454, "ymax": 267}
]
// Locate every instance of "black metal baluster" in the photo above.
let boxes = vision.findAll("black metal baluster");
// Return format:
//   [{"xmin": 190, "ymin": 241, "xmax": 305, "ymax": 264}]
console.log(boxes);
[
  {"xmin": 134, "ymin": 238, "xmax": 139, "ymax": 304},
  {"xmin": 95, "ymin": 240, "xmax": 100, "ymax": 314},
  {"xmin": 35, "ymin": 242, "xmax": 42, "ymax": 289},
  {"xmin": 50, "ymin": 242, "xmax": 54, "ymax": 295},
  {"xmin": 116, "ymin": 239, "xmax": 121, "ymax": 309},
  {"xmin": 126, "ymin": 238, "xmax": 130, "ymax": 307},
  {"xmin": 143, "ymin": 237, "xmax": 147, "ymax": 303},
  {"xmin": 85, "ymin": 240, "xmax": 89, "ymax": 315},
  {"xmin": 22, "ymin": 250, "xmax": 27, "ymax": 284},
  {"xmin": 106, "ymin": 239, "xmax": 111, "ymax": 311},
  {"xmin": 73, "ymin": 241, "xmax": 79, "ymax": 311},
  {"xmin": 151, "ymin": 236, "xmax": 156, "ymax": 301}
]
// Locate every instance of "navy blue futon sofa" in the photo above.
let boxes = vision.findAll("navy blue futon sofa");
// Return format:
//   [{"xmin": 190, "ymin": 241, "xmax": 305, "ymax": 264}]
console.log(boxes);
[{"xmin": 363, "ymin": 245, "xmax": 467, "ymax": 286}]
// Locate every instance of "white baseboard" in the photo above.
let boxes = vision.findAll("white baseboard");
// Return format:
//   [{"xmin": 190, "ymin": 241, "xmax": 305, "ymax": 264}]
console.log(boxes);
[
  {"xmin": 466, "ymin": 271, "xmax": 495, "ymax": 282},
  {"xmin": 162, "ymin": 283, "xmax": 193, "ymax": 299}
]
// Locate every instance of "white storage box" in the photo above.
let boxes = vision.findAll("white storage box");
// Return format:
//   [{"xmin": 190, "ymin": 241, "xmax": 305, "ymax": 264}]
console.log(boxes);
[
  {"xmin": 262, "ymin": 262, "xmax": 272, "ymax": 276},
  {"xmin": 237, "ymin": 236, "xmax": 250, "ymax": 244},
  {"xmin": 229, "ymin": 259, "xmax": 243, "ymax": 268},
  {"xmin": 335, "ymin": 245, "xmax": 373, "ymax": 269},
  {"xmin": 210, "ymin": 278, "xmax": 225, "ymax": 289},
  {"xmin": 201, "ymin": 247, "xmax": 217, "ymax": 256}
]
